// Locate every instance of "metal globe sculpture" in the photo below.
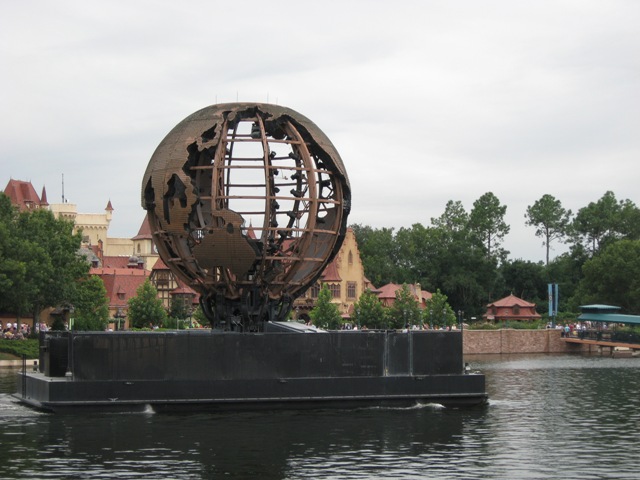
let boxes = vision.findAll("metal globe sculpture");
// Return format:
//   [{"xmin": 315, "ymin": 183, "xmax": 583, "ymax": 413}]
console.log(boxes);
[{"xmin": 142, "ymin": 103, "xmax": 351, "ymax": 330}]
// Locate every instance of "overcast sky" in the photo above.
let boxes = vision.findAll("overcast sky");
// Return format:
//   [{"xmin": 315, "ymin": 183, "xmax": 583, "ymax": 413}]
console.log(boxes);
[{"xmin": 2, "ymin": 1, "xmax": 638, "ymax": 263}]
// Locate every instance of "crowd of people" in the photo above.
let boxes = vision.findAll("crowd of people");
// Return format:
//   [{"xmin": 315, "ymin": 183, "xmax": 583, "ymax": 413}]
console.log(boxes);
[{"xmin": 1, "ymin": 321, "xmax": 32, "ymax": 339}]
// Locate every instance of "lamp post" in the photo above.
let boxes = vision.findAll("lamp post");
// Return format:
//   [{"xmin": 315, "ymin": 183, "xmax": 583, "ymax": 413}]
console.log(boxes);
[{"xmin": 429, "ymin": 309, "xmax": 433, "ymax": 330}]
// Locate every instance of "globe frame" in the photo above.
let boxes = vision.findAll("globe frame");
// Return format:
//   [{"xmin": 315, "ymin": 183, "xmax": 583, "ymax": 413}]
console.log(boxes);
[{"xmin": 142, "ymin": 103, "xmax": 351, "ymax": 330}]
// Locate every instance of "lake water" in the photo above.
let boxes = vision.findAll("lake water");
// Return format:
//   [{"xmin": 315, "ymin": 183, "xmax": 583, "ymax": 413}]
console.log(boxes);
[{"xmin": 1, "ymin": 354, "xmax": 639, "ymax": 479}]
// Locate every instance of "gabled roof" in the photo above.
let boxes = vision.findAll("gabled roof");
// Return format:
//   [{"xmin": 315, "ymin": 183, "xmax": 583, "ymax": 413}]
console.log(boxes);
[
  {"xmin": 487, "ymin": 294, "xmax": 536, "ymax": 308},
  {"xmin": 4, "ymin": 179, "xmax": 44, "ymax": 211}
]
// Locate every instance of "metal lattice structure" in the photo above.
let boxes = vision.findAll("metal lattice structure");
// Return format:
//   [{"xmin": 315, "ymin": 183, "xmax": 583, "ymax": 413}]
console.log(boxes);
[{"xmin": 142, "ymin": 103, "xmax": 351, "ymax": 330}]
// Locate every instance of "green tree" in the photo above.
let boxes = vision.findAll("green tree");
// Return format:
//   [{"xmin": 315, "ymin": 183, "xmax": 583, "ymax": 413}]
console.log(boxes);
[
  {"xmin": 574, "ymin": 239, "xmax": 640, "ymax": 313},
  {"xmin": 168, "ymin": 296, "xmax": 191, "ymax": 329},
  {"xmin": 387, "ymin": 284, "xmax": 421, "ymax": 329},
  {"xmin": 127, "ymin": 279, "xmax": 168, "ymax": 328},
  {"xmin": 423, "ymin": 289, "xmax": 457, "ymax": 328},
  {"xmin": 571, "ymin": 191, "xmax": 640, "ymax": 256},
  {"xmin": 525, "ymin": 194, "xmax": 572, "ymax": 265},
  {"xmin": 352, "ymin": 289, "xmax": 385, "ymax": 329},
  {"xmin": 429, "ymin": 201, "xmax": 499, "ymax": 316},
  {"xmin": 71, "ymin": 275, "xmax": 109, "ymax": 331},
  {"xmin": 350, "ymin": 224, "xmax": 398, "ymax": 286},
  {"xmin": 498, "ymin": 259, "xmax": 547, "ymax": 306},
  {"xmin": 0, "ymin": 194, "xmax": 89, "ymax": 326},
  {"xmin": 547, "ymin": 246, "xmax": 590, "ymax": 311},
  {"xmin": 469, "ymin": 192, "xmax": 510, "ymax": 261},
  {"xmin": 310, "ymin": 284, "xmax": 342, "ymax": 330}
]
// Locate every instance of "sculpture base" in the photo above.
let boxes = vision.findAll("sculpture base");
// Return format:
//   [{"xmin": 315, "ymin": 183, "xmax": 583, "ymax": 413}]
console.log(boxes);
[{"xmin": 14, "ymin": 328, "xmax": 487, "ymax": 413}]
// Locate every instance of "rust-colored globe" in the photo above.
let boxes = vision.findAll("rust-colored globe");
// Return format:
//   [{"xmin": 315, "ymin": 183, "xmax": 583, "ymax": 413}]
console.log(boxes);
[{"xmin": 142, "ymin": 103, "xmax": 350, "ymax": 330}]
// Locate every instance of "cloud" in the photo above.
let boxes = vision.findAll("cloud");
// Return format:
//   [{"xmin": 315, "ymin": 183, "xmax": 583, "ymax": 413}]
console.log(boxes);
[{"xmin": 1, "ymin": 0, "xmax": 639, "ymax": 264}]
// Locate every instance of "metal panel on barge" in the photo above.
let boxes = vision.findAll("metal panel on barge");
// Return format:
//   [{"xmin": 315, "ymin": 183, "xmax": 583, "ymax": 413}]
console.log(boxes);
[{"xmin": 15, "ymin": 330, "xmax": 487, "ymax": 412}]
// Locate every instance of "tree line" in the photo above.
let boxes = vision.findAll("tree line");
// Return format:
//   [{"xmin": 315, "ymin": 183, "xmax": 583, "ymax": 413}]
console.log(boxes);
[
  {"xmin": 2, "ymin": 189, "xmax": 639, "ymax": 330},
  {"xmin": 351, "ymin": 191, "xmax": 640, "ymax": 317}
]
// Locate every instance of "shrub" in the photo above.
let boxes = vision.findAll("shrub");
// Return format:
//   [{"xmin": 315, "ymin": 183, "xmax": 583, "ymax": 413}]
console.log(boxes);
[{"xmin": 0, "ymin": 338, "xmax": 39, "ymax": 359}]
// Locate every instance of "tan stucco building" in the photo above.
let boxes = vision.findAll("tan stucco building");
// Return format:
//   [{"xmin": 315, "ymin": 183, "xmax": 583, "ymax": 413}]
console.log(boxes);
[{"xmin": 293, "ymin": 228, "xmax": 373, "ymax": 321}]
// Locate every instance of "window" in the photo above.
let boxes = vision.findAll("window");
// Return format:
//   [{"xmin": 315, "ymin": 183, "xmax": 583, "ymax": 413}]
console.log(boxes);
[
  {"xmin": 348, "ymin": 251, "xmax": 353, "ymax": 266},
  {"xmin": 347, "ymin": 282, "xmax": 357, "ymax": 299},
  {"xmin": 513, "ymin": 305, "xmax": 520, "ymax": 315},
  {"xmin": 328, "ymin": 283, "xmax": 341, "ymax": 299},
  {"xmin": 310, "ymin": 283, "xmax": 320, "ymax": 298}
]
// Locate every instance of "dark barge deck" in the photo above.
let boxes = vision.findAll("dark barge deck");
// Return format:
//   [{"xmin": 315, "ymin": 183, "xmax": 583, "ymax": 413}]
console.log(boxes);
[{"xmin": 14, "ymin": 327, "xmax": 487, "ymax": 413}]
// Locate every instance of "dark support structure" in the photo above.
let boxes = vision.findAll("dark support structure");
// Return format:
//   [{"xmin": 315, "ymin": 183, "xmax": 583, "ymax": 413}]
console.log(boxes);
[{"xmin": 16, "ymin": 330, "xmax": 486, "ymax": 413}]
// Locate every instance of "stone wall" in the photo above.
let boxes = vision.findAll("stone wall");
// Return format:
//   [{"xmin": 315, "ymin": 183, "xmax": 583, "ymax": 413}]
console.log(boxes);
[{"xmin": 463, "ymin": 329, "xmax": 592, "ymax": 354}]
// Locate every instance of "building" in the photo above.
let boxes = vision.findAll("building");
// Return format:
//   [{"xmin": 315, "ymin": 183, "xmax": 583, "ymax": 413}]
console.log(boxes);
[
  {"xmin": 293, "ymin": 228, "xmax": 374, "ymax": 321},
  {"xmin": 149, "ymin": 258, "xmax": 198, "ymax": 311},
  {"xmin": 483, "ymin": 294, "xmax": 541, "ymax": 323},
  {"xmin": 3, "ymin": 179, "xmax": 49, "ymax": 211},
  {"xmin": 376, "ymin": 283, "xmax": 432, "ymax": 308},
  {"xmin": 90, "ymin": 260, "xmax": 150, "ymax": 330}
]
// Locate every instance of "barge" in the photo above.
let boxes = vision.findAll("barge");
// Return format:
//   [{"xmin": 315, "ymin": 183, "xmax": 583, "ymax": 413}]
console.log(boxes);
[{"xmin": 14, "ymin": 325, "xmax": 486, "ymax": 413}]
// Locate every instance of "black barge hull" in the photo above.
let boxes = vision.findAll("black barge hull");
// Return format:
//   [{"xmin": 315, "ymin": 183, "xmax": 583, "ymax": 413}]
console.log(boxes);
[{"xmin": 15, "ymin": 329, "xmax": 487, "ymax": 413}]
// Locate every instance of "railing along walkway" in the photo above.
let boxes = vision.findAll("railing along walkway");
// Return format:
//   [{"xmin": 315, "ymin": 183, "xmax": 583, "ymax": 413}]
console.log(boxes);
[{"xmin": 563, "ymin": 330, "xmax": 640, "ymax": 350}]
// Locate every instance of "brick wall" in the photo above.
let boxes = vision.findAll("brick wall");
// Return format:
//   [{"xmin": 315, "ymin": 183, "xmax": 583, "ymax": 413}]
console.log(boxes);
[{"xmin": 463, "ymin": 329, "xmax": 591, "ymax": 354}]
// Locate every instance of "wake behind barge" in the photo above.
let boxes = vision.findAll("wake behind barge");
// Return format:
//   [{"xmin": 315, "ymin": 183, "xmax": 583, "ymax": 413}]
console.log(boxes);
[{"xmin": 14, "ymin": 325, "xmax": 487, "ymax": 413}]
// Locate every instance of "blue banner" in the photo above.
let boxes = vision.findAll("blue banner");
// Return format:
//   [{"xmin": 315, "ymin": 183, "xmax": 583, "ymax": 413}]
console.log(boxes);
[{"xmin": 548, "ymin": 283, "xmax": 558, "ymax": 317}]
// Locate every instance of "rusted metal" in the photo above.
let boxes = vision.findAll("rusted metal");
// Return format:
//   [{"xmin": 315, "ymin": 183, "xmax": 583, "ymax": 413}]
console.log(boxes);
[{"xmin": 142, "ymin": 103, "xmax": 351, "ymax": 330}]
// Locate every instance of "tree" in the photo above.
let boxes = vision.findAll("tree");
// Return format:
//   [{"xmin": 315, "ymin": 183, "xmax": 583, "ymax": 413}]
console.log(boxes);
[
  {"xmin": 498, "ymin": 259, "xmax": 547, "ymax": 306},
  {"xmin": 387, "ymin": 284, "xmax": 421, "ymax": 329},
  {"xmin": 469, "ymin": 192, "xmax": 510, "ymax": 261},
  {"xmin": 423, "ymin": 289, "xmax": 457, "ymax": 328},
  {"xmin": 431, "ymin": 200, "xmax": 469, "ymax": 232},
  {"xmin": 429, "ymin": 201, "xmax": 499, "ymax": 316},
  {"xmin": 310, "ymin": 284, "xmax": 342, "ymax": 330},
  {"xmin": 574, "ymin": 239, "xmax": 640, "ymax": 313},
  {"xmin": 71, "ymin": 275, "xmax": 109, "ymax": 331},
  {"xmin": 525, "ymin": 194, "xmax": 572, "ymax": 265},
  {"xmin": 350, "ymin": 224, "xmax": 398, "ymax": 286},
  {"xmin": 352, "ymin": 289, "xmax": 385, "ymax": 329},
  {"xmin": 127, "ymin": 279, "xmax": 168, "ymax": 328},
  {"xmin": 168, "ymin": 296, "xmax": 191, "ymax": 329},
  {"xmin": 571, "ymin": 192, "xmax": 640, "ymax": 256},
  {"xmin": 0, "ymin": 194, "xmax": 89, "ymax": 325}
]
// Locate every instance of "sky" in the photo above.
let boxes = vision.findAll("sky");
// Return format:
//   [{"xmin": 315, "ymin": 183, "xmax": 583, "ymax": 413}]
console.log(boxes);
[{"xmin": 1, "ymin": 0, "xmax": 638, "ymax": 263}]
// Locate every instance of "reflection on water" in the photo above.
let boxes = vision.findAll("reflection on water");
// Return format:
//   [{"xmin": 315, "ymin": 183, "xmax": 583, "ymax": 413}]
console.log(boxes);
[{"xmin": 2, "ymin": 354, "xmax": 640, "ymax": 479}]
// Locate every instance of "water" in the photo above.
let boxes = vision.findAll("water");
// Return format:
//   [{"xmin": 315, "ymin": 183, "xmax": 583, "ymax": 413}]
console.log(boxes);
[{"xmin": 1, "ymin": 354, "xmax": 639, "ymax": 479}]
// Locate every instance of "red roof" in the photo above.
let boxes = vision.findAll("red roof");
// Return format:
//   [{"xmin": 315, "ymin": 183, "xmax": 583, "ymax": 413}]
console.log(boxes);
[
  {"xmin": 4, "ymin": 179, "xmax": 44, "ymax": 211},
  {"xmin": 321, "ymin": 259, "xmax": 341, "ymax": 282},
  {"xmin": 376, "ymin": 283, "xmax": 432, "ymax": 305},
  {"xmin": 102, "ymin": 256, "xmax": 132, "ymax": 269},
  {"xmin": 152, "ymin": 257, "xmax": 169, "ymax": 270},
  {"xmin": 91, "ymin": 268, "xmax": 150, "ymax": 308},
  {"xmin": 132, "ymin": 213, "xmax": 153, "ymax": 240},
  {"xmin": 487, "ymin": 294, "xmax": 536, "ymax": 308},
  {"xmin": 40, "ymin": 186, "xmax": 49, "ymax": 206}
]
